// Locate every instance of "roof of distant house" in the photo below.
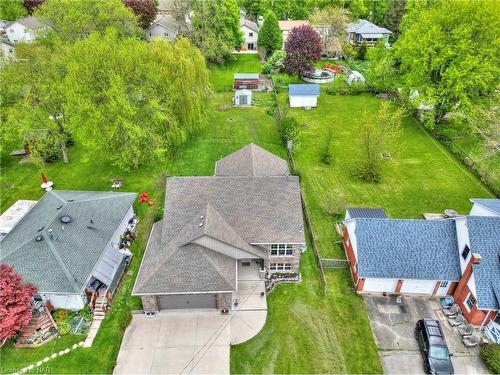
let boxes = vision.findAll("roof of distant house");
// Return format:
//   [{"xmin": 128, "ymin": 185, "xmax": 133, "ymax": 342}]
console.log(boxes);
[
  {"xmin": 353, "ymin": 218, "xmax": 461, "ymax": 281},
  {"xmin": 470, "ymin": 198, "xmax": 500, "ymax": 216},
  {"xmin": 289, "ymin": 84, "xmax": 320, "ymax": 96},
  {"xmin": 133, "ymin": 145, "xmax": 305, "ymax": 295},
  {"xmin": 234, "ymin": 73, "xmax": 259, "ymax": 80},
  {"xmin": 148, "ymin": 15, "xmax": 179, "ymax": 32},
  {"xmin": 278, "ymin": 20, "xmax": 309, "ymax": 31},
  {"xmin": 240, "ymin": 17, "xmax": 259, "ymax": 32},
  {"xmin": 215, "ymin": 143, "xmax": 289, "ymax": 177},
  {"xmin": 467, "ymin": 216, "xmax": 500, "ymax": 310},
  {"xmin": 346, "ymin": 19, "xmax": 391, "ymax": 35},
  {"xmin": 346, "ymin": 207, "xmax": 387, "ymax": 219},
  {"xmin": 0, "ymin": 190, "xmax": 137, "ymax": 293},
  {"xmin": 14, "ymin": 16, "xmax": 45, "ymax": 30}
]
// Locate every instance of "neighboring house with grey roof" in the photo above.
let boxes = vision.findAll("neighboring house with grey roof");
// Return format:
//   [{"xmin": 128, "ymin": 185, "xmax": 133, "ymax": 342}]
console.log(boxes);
[
  {"xmin": 346, "ymin": 19, "xmax": 391, "ymax": 46},
  {"xmin": 343, "ymin": 199, "xmax": 500, "ymax": 337},
  {"xmin": 145, "ymin": 15, "xmax": 179, "ymax": 41},
  {"xmin": 239, "ymin": 8, "xmax": 261, "ymax": 51},
  {"xmin": 0, "ymin": 190, "xmax": 137, "ymax": 310},
  {"xmin": 5, "ymin": 16, "xmax": 46, "ymax": 44},
  {"xmin": 133, "ymin": 144, "xmax": 305, "ymax": 312}
]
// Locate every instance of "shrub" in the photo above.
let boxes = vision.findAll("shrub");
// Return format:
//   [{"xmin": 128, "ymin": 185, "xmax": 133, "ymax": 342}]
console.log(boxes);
[
  {"xmin": 57, "ymin": 321, "xmax": 71, "ymax": 335},
  {"xmin": 320, "ymin": 196, "xmax": 346, "ymax": 219},
  {"xmin": 24, "ymin": 129, "xmax": 73, "ymax": 162},
  {"xmin": 277, "ymin": 116, "xmax": 301, "ymax": 146},
  {"xmin": 480, "ymin": 344, "xmax": 500, "ymax": 374},
  {"xmin": 78, "ymin": 305, "xmax": 93, "ymax": 321},
  {"xmin": 52, "ymin": 309, "xmax": 68, "ymax": 323},
  {"xmin": 262, "ymin": 50, "xmax": 286, "ymax": 74}
]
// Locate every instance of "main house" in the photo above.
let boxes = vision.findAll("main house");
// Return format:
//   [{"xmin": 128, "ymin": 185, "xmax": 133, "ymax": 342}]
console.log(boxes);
[
  {"xmin": 346, "ymin": 19, "xmax": 392, "ymax": 46},
  {"xmin": 0, "ymin": 190, "xmax": 137, "ymax": 310},
  {"xmin": 343, "ymin": 199, "xmax": 500, "ymax": 341},
  {"xmin": 133, "ymin": 144, "xmax": 305, "ymax": 313}
]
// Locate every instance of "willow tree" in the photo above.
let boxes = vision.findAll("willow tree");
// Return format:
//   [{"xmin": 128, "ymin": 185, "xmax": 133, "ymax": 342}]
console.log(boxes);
[{"xmin": 65, "ymin": 31, "xmax": 210, "ymax": 170}]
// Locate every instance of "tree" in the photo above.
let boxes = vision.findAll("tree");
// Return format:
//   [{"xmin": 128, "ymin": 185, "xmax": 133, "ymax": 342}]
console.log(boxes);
[
  {"xmin": 123, "ymin": 0, "xmax": 157, "ymax": 29},
  {"xmin": 23, "ymin": 0, "xmax": 45, "ymax": 14},
  {"xmin": 356, "ymin": 40, "xmax": 367, "ymax": 60},
  {"xmin": 189, "ymin": 0, "xmax": 243, "ymax": 63},
  {"xmin": 284, "ymin": 25, "xmax": 322, "ymax": 77},
  {"xmin": 262, "ymin": 49, "xmax": 286, "ymax": 73},
  {"xmin": 64, "ymin": 31, "xmax": 210, "ymax": 170},
  {"xmin": 356, "ymin": 102, "xmax": 403, "ymax": 181},
  {"xmin": 392, "ymin": 0, "xmax": 500, "ymax": 127},
  {"xmin": 289, "ymin": 0, "xmax": 310, "ymax": 19},
  {"xmin": 382, "ymin": 0, "xmax": 406, "ymax": 41},
  {"xmin": 35, "ymin": 0, "xmax": 142, "ymax": 42},
  {"xmin": 277, "ymin": 116, "xmax": 301, "ymax": 146},
  {"xmin": 310, "ymin": 6, "xmax": 349, "ymax": 56},
  {"xmin": 365, "ymin": 40, "xmax": 396, "ymax": 92},
  {"xmin": 0, "ymin": 0, "xmax": 28, "ymax": 21},
  {"xmin": 0, "ymin": 264, "xmax": 37, "ymax": 347},
  {"xmin": 257, "ymin": 11, "xmax": 282, "ymax": 58},
  {"xmin": 347, "ymin": 0, "xmax": 367, "ymax": 19},
  {"xmin": 364, "ymin": 0, "xmax": 390, "ymax": 24}
]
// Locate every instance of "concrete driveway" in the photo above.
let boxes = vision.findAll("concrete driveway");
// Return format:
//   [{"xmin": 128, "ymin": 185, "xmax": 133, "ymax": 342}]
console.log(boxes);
[
  {"xmin": 364, "ymin": 295, "xmax": 488, "ymax": 374},
  {"xmin": 114, "ymin": 280, "xmax": 266, "ymax": 374}
]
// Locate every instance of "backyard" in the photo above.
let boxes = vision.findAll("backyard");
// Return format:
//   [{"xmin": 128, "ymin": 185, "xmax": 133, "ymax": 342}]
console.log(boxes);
[{"xmin": 0, "ymin": 54, "xmax": 496, "ymax": 374}]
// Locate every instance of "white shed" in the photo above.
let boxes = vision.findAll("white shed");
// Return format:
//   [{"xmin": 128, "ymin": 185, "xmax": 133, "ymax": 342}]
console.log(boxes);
[
  {"xmin": 288, "ymin": 84, "xmax": 320, "ymax": 109},
  {"xmin": 347, "ymin": 70, "xmax": 365, "ymax": 85},
  {"xmin": 234, "ymin": 89, "xmax": 252, "ymax": 106}
]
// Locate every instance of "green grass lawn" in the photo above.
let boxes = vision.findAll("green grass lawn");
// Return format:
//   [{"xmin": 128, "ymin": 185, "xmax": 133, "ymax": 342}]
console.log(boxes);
[{"xmin": 209, "ymin": 54, "xmax": 262, "ymax": 92}]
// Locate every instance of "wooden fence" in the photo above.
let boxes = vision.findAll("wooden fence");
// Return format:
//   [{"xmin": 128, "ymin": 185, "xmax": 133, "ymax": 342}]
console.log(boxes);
[{"xmin": 321, "ymin": 258, "xmax": 349, "ymax": 269}]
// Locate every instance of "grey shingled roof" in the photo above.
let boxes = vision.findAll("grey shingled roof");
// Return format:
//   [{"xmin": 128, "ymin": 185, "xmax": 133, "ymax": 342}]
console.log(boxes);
[
  {"xmin": 1, "ymin": 190, "xmax": 137, "ymax": 293},
  {"xmin": 346, "ymin": 207, "xmax": 387, "ymax": 219},
  {"xmin": 467, "ymin": 216, "xmax": 500, "ymax": 310},
  {"xmin": 16, "ymin": 16, "xmax": 44, "ymax": 30},
  {"xmin": 134, "ymin": 145, "xmax": 304, "ymax": 295},
  {"xmin": 355, "ymin": 218, "xmax": 461, "ymax": 281},
  {"xmin": 215, "ymin": 144, "xmax": 289, "ymax": 177},
  {"xmin": 470, "ymin": 198, "xmax": 500, "ymax": 216},
  {"xmin": 149, "ymin": 16, "xmax": 179, "ymax": 32},
  {"xmin": 346, "ymin": 19, "xmax": 391, "ymax": 35},
  {"xmin": 240, "ymin": 17, "xmax": 259, "ymax": 32}
]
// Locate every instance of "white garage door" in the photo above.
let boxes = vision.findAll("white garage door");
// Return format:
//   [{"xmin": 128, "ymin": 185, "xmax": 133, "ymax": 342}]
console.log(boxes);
[
  {"xmin": 158, "ymin": 294, "xmax": 217, "ymax": 310},
  {"xmin": 400, "ymin": 279, "xmax": 436, "ymax": 294},
  {"xmin": 363, "ymin": 278, "xmax": 398, "ymax": 293}
]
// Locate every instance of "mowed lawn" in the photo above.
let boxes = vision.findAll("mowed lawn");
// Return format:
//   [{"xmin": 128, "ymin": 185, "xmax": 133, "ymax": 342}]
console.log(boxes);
[{"xmin": 209, "ymin": 54, "xmax": 262, "ymax": 91}]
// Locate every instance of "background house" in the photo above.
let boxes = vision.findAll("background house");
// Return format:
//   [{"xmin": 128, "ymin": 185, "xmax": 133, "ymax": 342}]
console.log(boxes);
[
  {"xmin": 0, "ymin": 190, "xmax": 137, "ymax": 310},
  {"xmin": 145, "ymin": 16, "xmax": 179, "ymax": 41},
  {"xmin": 5, "ymin": 16, "xmax": 45, "ymax": 44},
  {"xmin": 289, "ymin": 84, "xmax": 320, "ymax": 109},
  {"xmin": 342, "ymin": 198, "xmax": 500, "ymax": 337},
  {"xmin": 278, "ymin": 20, "xmax": 309, "ymax": 46},
  {"xmin": 346, "ymin": 19, "xmax": 391, "ymax": 46},
  {"xmin": 239, "ymin": 9, "xmax": 261, "ymax": 51},
  {"xmin": 133, "ymin": 144, "xmax": 305, "ymax": 313}
]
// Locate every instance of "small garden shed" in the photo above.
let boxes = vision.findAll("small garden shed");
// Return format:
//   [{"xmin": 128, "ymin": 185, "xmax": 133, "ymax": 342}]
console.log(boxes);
[
  {"xmin": 289, "ymin": 84, "xmax": 320, "ymax": 109},
  {"xmin": 234, "ymin": 73, "xmax": 260, "ymax": 90},
  {"xmin": 234, "ymin": 89, "xmax": 252, "ymax": 106}
]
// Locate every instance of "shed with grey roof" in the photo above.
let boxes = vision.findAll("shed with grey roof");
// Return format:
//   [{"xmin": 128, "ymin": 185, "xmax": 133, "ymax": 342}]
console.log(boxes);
[
  {"xmin": 345, "ymin": 207, "xmax": 386, "ymax": 220},
  {"xmin": 289, "ymin": 84, "xmax": 320, "ymax": 108},
  {"xmin": 0, "ymin": 190, "xmax": 137, "ymax": 310}
]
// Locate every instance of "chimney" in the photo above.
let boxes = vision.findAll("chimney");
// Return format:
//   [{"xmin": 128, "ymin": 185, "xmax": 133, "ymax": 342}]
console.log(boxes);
[
  {"xmin": 257, "ymin": 15, "xmax": 264, "ymax": 28},
  {"xmin": 471, "ymin": 253, "xmax": 481, "ymax": 265},
  {"xmin": 48, "ymin": 229, "xmax": 53, "ymax": 239}
]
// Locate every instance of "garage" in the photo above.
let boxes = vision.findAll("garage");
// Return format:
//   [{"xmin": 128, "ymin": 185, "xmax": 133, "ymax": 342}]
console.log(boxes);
[
  {"xmin": 363, "ymin": 278, "xmax": 398, "ymax": 293},
  {"xmin": 400, "ymin": 279, "xmax": 436, "ymax": 294},
  {"xmin": 158, "ymin": 294, "xmax": 217, "ymax": 310}
]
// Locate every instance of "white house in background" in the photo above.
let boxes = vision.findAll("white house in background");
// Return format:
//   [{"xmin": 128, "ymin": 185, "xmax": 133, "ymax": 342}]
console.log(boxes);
[
  {"xmin": 278, "ymin": 20, "xmax": 309, "ymax": 46},
  {"xmin": 145, "ymin": 16, "xmax": 179, "ymax": 41},
  {"xmin": 288, "ymin": 84, "xmax": 320, "ymax": 109},
  {"xmin": 239, "ymin": 9, "xmax": 261, "ymax": 51},
  {"xmin": 0, "ymin": 190, "xmax": 137, "ymax": 310},
  {"xmin": 5, "ymin": 16, "xmax": 45, "ymax": 44},
  {"xmin": 346, "ymin": 19, "xmax": 392, "ymax": 46}
]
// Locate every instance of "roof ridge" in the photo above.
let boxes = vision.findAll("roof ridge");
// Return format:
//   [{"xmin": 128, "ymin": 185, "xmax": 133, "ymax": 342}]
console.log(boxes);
[
  {"xmin": 250, "ymin": 144, "xmax": 257, "ymax": 177},
  {"xmin": 199, "ymin": 249, "xmax": 235, "ymax": 289}
]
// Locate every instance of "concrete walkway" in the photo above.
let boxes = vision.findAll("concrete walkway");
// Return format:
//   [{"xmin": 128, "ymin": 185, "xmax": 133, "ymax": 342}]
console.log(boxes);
[{"xmin": 114, "ymin": 283, "xmax": 267, "ymax": 374}]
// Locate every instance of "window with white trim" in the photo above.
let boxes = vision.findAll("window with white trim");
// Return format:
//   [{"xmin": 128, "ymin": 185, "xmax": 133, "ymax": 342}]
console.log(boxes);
[
  {"xmin": 270, "ymin": 263, "xmax": 292, "ymax": 271},
  {"xmin": 249, "ymin": 32, "xmax": 253, "ymax": 37},
  {"xmin": 466, "ymin": 293, "xmax": 476, "ymax": 310},
  {"xmin": 270, "ymin": 244, "xmax": 293, "ymax": 256},
  {"xmin": 440, "ymin": 281, "xmax": 448, "ymax": 288}
]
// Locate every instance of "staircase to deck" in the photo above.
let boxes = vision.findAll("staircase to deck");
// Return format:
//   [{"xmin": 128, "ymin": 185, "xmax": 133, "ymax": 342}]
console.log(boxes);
[
  {"xmin": 16, "ymin": 307, "xmax": 58, "ymax": 348},
  {"xmin": 84, "ymin": 294, "xmax": 108, "ymax": 347}
]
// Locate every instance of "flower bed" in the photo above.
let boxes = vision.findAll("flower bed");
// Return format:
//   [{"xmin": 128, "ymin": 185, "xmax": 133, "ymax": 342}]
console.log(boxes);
[{"xmin": 266, "ymin": 273, "xmax": 301, "ymax": 293}]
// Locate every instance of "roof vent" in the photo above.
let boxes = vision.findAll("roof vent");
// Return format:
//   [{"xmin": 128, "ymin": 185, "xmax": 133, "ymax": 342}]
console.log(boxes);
[
  {"xmin": 60, "ymin": 216, "xmax": 71, "ymax": 224},
  {"xmin": 198, "ymin": 222, "xmax": 204, "ymax": 227},
  {"xmin": 200, "ymin": 215, "xmax": 205, "ymax": 219},
  {"xmin": 35, "ymin": 235, "xmax": 43, "ymax": 242},
  {"xmin": 37, "ymin": 226, "xmax": 45, "ymax": 232},
  {"xmin": 56, "ymin": 205, "xmax": 63, "ymax": 210}
]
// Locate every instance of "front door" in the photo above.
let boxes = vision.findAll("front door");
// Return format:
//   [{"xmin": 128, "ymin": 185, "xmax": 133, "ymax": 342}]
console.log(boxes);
[
  {"xmin": 248, "ymin": 43, "xmax": 254, "ymax": 50},
  {"xmin": 239, "ymin": 94, "xmax": 248, "ymax": 105}
]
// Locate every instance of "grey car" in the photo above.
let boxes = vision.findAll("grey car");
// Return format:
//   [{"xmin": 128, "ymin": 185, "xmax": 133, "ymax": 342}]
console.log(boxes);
[{"xmin": 415, "ymin": 319, "xmax": 454, "ymax": 374}]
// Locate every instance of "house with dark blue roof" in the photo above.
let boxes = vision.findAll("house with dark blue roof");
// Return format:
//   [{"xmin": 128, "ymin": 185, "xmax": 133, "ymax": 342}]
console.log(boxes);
[
  {"xmin": 343, "ymin": 200, "xmax": 500, "ymax": 337},
  {"xmin": 289, "ymin": 84, "xmax": 320, "ymax": 108}
]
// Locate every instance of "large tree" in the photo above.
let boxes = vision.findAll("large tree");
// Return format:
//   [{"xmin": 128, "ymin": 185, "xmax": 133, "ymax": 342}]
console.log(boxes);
[
  {"xmin": 0, "ymin": 0, "xmax": 28, "ymax": 21},
  {"xmin": 34, "ymin": 0, "xmax": 142, "ymax": 42},
  {"xmin": 284, "ymin": 25, "xmax": 322, "ymax": 77},
  {"xmin": 64, "ymin": 31, "xmax": 210, "ymax": 170},
  {"xmin": 365, "ymin": 40, "xmax": 396, "ymax": 92},
  {"xmin": 257, "ymin": 11, "xmax": 282, "ymax": 58},
  {"xmin": 190, "ymin": 0, "xmax": 243, "ymax": 64},
  {"xmin": 0, "ymin": 264, "xmax": 37, "ymax": 347},
  {"xmin": 392, "ymin": 0, "xmax": 500, "ymax": 127},
  {"xmin": 382, "ymin": 0, "xmax": 406, "ymax": 41},
  {"xmin": 310, "ymin": 6, "xmax": 349, "ymax": 56},
  {"xmin": 123, "ymin": 0, "xmax": 157, "ymax": 29}
]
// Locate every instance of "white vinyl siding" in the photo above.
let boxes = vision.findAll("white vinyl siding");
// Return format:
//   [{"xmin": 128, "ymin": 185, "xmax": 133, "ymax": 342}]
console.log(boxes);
[
  {"xmin": 400, "ymin": 279, "xmax": 436, "ymax": 294},
  {"xmin": 289, "ymin": 95, "xmax": 318, "ymax": 108},
  {"xmin": 363, "ymin": 278, "xmax": 398, "ymax": 293},
  {"xmin": 41, "ymin": 293, "xmax": 85, "ymax": 311}
]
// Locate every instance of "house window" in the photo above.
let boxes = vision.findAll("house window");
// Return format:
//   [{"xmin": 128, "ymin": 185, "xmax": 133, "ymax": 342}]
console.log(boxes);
[
  {"xmin": 249, "ymin": 32, "xmax": 253, "ymax": 37},
  {"xmin": 461, "ymin": 245, "xmax": 470, "ymax": 260},
  {"xmin": 270, "ymin": 244, "xmax": 293, "ymax": 256},
  {"xmin": 466, "ymin": 293, "xmax": 476, "ymax": 310},
  {"xmin": 440, "ymin": 281, "xmax": 449, "ymax": 288},
  {"xmin": 270, "ymin": 263, "xmax": 292, "ymax": 271}
]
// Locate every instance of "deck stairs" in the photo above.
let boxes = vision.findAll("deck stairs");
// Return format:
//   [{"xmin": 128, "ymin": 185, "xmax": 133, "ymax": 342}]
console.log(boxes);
[{"xmin": 16, "ymin": 305, "xmax": 58, "ymax": 348}]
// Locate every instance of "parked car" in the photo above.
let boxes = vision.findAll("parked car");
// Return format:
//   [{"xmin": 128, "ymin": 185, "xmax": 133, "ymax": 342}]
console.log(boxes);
[{"xmin": 415, "ymin": 319, "xmax": 454, "ymax": 374}]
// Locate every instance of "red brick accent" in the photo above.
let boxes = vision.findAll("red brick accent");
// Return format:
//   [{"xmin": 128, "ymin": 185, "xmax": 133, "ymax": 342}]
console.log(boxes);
[
  {"xmin": 432, "ymin": 281, "xmax": 440, "ymax": 296},
  {"xmin": 455, "ymin": 285, "xmax": 487, "ymax": 325},
  {"xmin": 343, "ymin": 226, "xmax": 359, "ymax": 282},
  {"xmin": 447, "ymin": 282, "xmax": 458, "ymax": 295},
  {"xmin": 395, "ymin": 280, "xmax": 403, "ymax": 294},
  {"xmin": 357, "ymin": 278, "xmax": 365, "ymax": 292}
]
